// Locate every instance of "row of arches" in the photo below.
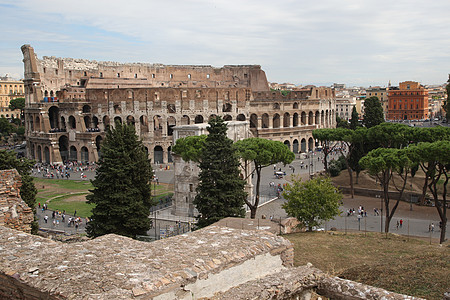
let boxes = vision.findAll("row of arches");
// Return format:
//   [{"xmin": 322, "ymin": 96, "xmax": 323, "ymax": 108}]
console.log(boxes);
[
  {"xmin": 283, "ymin": 137, "xmax": 315, "ymax": 153},
  {"xmin": 249, "ymin": 110, "xmax": 334, "ymax": 129}
]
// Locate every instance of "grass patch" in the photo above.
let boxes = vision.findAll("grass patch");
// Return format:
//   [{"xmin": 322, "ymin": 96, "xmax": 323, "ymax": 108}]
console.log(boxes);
[
  {"xmin": 45, "ymin": 193, "xmax": 94, "ymax": 218},
  {"xmin": 34, "ymin": 178, "xmax": 93, "ymax": 191},
  {"xmin": 285, "ymin": 231, "xmax": 450, "ymax": 299}
]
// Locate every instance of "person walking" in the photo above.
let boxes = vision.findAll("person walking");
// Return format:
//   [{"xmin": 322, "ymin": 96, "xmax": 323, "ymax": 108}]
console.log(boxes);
[{"xmin": 399, "ymin": 219, "xmax": 403, "ymax": 228}]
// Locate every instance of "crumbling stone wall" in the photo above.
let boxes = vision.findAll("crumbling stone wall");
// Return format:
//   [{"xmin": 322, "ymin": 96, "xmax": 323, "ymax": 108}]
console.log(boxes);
[{"xmin": 0, "ymin": 169, "xmax": 33, "ymax": 233}]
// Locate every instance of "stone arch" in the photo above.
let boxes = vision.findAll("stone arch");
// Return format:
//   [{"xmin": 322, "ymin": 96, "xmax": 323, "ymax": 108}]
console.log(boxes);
[
  {"xmin": 315, "ymin": 111, "xmax": 320, "ymax": 125},
  {"xmin": 153, "ymin": 115, "xmax": 162, "ymax": 131},
  {"xmin": 154, "ymin": 146, "xmax": 164, "ymax": 164},
  {"xmin": 236, "ymin": 114, "xmax": 246, "ymax": 121},
  {"xmin": 273, "ymin": 114, "xmax": 280, "ymax": 128},
  {"xmin": 44, "ymin": 146, "xmax": 50, "ymax": 164},
  {"xmin": 308, "ymin": 111, "xmax": 314, "ymax": 125},
  {"xmin": 283, "ymin": 112, "xmax": 290, "ymax": 128},
  {"xmin": 82, "ymin": 105, "xmax": 91, "ymax": 113},
  {"xmin": 84, "ymin": 115, "xmax": 91, "ymax": 129},
  {"xmin": 68, "ymin": 115, "xmax": 76, "ymax": 129},
  {"xmin": 194, "ymin": 115, "xmax": 204, "ymax": 124},
  {"xmin": 69, "ymin": 146, "xmax": 78, "ymax": 161},
  {"xmin": 284, "ymin": 140, "xmax": 290, "ymax": 150},
  {"xmin": 301, "ymin": 138, "xmax": 307, "ymax": 153},
  {"xmin": 140, "ymin": 115, "xmax": 148, "ymax": 132},
  {"xmin": 293, "ymin": 139, "xmax": 299, "ymax": 154},
  {"xmin": 209, "ymin": 114, "xmax": 217, "ymax": 121},
  {"xmin": 301, "ymin": 112, "xmax": 306, "ymax": 125},
  {"xmin": 114, "ymin": 116, "xmax": 122, "ymax": 124},
  {"xmin": 273, "ymin": 102, "xmax": 280, "ymax": 109},
  {"xmin": 48, "ymin": 106, "xmax": 59, "ymax": 129},
  {"xmin": 223, "ymin": 115, "xmax": 232, "ymax": 121},
  {"xmin": 103, "ymin": 116, "xmax": 110, "ymax": 130},
  {"xmin": 222, "ymin": 102, "xmax": 232, "ymax": 112},
  {"xmin": 262, "ymin": 113, "xmax": 269, "ymax": 128},
  {"xmin": 321, "ymin": 110, "xmax": 325, "ymax": 125},
  {"xmin": 92, "ymin": 116, "xmax": 99, "ymax": 128},
  {"xmin": 58, "ymin": 136, "xmax": 69, "ymax": 162},
  {"xmin": 308, "ymin": 137, "xmax": 314, "ymax": 151},
  {"xmin": 293, "ymin": 102, "xmax": 299, "ymax": 109},
  {"xmin": 250, "ymin": 114, "xmax": 258, "ymax": 128},
  {"xmin": 126, "ymin": 115, "xmax": 135, "ymax": 127},
  {"xmin": 293, "ymin": 112, "xmax": 299, "ymax": 127},
  {"xmin": 113, "ymin": 104, "xmax": 121, "ymax": 114},
  {"xmin": 167, "ymin": 116, "xmax": 176, "ymax": 136},
  {"xmin": 95, "ymin": 136, "xmax": 103, "ymax": 155},
  {"xmin": 81, "ymin": 146, "xmax": 89, "ymax": 163},
  {"xmin": 35, "ymin": 116, "xmax": 41, "ymax": 131},
  {"xmin": 181, "ymin": 115, "xmax": 190, "ymax": 125},
  {"xmin": 167, "ymin": 146, "xmax": 173, "ymax": 163},
  {"xmin": 37, "ymin": 145, "xmax": 42, "ymax": 162},
  {"xmin": 325, "ymin": 110, "xmax": 329, "ymax": 127}
]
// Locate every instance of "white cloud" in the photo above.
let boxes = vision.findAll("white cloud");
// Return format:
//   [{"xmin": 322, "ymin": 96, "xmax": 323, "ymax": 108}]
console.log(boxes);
[{"xmin": 1, "ymin": 0, "xmax": 450, "ymax": 85}]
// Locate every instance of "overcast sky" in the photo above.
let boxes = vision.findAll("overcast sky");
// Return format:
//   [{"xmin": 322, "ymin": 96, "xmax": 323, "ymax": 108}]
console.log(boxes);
[{"xmin": 1, "ymin": 0, "xmax": 449, "ymax": 87}]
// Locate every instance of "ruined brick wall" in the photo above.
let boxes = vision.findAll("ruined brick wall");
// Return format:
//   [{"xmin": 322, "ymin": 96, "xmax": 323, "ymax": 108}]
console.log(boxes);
[{"xmin": 0, "ymin": 169, "xmax": 34, "ymax": 233}]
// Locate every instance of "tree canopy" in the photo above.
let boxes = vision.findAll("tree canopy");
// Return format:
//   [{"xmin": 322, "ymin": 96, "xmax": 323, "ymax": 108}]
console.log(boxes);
[
  {"xmin": 234, "ymin": 137, "xmax": 294, "ymax": 218},
  {"xmin": 363, "ymin": 96, "xmax": 384, "ymax": 128},
  {"xmin": 172, "ymin": 135, "xmax": 207, "ymax": 163},
  {"xmin": 9, "ymin": 97, "xmax": 25, "ymax": 111},
  {"xmin": 86, "ymin": 122, "xmax": 153, "ymax": 239},
  {"xmin": 194, "ymin": 117, "xmax": 247, "ymax": 228},
  {"xmin": 282, "ymin": 176, "xmax": 342, "ymax": 231},
  {"xmin": 0, "ymin": 150, "xmax": 38, "ymax": 233}
]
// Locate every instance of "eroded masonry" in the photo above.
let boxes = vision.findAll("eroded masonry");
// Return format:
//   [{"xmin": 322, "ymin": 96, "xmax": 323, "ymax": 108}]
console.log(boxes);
[{"xmin": 21, "ymin": 44, "xmax": 336, "ymax": 164}]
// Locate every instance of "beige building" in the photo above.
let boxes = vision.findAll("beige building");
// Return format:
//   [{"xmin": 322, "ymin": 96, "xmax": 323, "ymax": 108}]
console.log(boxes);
[
  {"xmin": 366, "ymin": 86, "xmax": 388, "ymax": 119},
  {"xmin": 0, "ymin": 75, "xmax": 24, "ymax": 118},
  {"xmin": 21, "ymin": 44, "xmax": 335, "ymax": 164}
]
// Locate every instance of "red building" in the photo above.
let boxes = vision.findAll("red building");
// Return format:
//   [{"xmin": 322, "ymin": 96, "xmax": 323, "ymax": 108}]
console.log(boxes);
[{"xmin": 387, "ymin": 81, "xmax": 429, "ymax": 121}]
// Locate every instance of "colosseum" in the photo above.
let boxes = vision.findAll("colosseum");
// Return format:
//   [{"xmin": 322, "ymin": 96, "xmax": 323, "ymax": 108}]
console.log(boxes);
[{"xmin": 21, "ymin": 44, "xmax": 336, "ymax": 164}]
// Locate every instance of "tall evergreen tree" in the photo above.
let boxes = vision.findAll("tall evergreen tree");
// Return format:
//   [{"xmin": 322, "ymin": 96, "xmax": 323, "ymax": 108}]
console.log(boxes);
[
  {"xmin": 363, "ymin": 96, "xmax": 384, "ymax": 128},
  {"xmin": 194, "ymin": 117, "xmax": 247, "ymax": 228},
  {"xmin": 445, "ymin": 75, "xmax": 450, "ymax": 121},
  {"xmin": 86, "ymin": 122, "xmax": 153, "ymax": 239},
  {"xmin": 349, "ymin": 106, "xmax": 359, "ymax": 130}
]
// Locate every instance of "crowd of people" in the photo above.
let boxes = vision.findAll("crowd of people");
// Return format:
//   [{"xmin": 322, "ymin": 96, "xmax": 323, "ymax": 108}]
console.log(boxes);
[
  {"xmin": 33, "ymin": 161, "xmax": 96, "ymax": 179},
  {"xmin": 39, "ymin": 202, "xmax": 89, "ymax": 230}
]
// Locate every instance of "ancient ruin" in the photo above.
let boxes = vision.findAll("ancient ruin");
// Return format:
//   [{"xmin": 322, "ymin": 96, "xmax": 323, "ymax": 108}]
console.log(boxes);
[{"xmin": 21, "ymin": 44, "xmax": 336, "ymax": 164}]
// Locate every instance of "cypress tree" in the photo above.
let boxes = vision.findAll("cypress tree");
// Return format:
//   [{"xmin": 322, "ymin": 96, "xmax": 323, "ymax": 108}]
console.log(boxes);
[
  {"xmin": 86, "ymin": 122, "xmax": 153, "ymax": 239},
  {"xmin": 194, "ymin": 117, "xmax": 246, "ymax": 228},
  {"xmin": 363, "ymin": 96, "xmax": 384, "ymax": 128},
  {"xmin": 349, "ymin": 106, "xmax": 359, "ymax": 130}
]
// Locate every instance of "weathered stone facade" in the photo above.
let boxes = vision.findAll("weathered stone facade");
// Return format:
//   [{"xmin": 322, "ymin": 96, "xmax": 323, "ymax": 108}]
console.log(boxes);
[
  {"xmin": 21, "ymin": 45, "xmax": 335, "ymax": 164},
  {"xmin": 0, "ymin": 224, "xmax": 422, "ymax": 299},
  {"xmin": 0, "ymin": 169, "xmax": 34, "ymax": 234}
]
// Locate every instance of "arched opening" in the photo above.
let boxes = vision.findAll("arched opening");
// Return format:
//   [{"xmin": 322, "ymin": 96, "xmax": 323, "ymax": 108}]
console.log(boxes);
[
  {"xmin": 81, "ymin": 146, "xmax": 89, "ymax": 163},
  {"xmin": 237, "ymin": 114, "xmax": 246, "ymax": 121},
  {"xmin": 283, "ymin": 112, "xmax": 290, "ymax": 128},
  {"xmin": 250, "ymin": 114, "xmax": 258, "ymax": 128},
  {"xmin": 194, "ymin": 115, "xmax": 204, "ymax": 124},
  {"xmin": 273, "ymin": 114, "xmax": 280, "ymax": 128},
  {"xmin": 262, "ymin": 113, "xmax": 269, "ymax": 128},
  {"xmin": 293, "ymin": 139, "xmax": 299, "ymax": 154},
  {"xmin": 68, "ymin": 115, "xmax": 76, "ymax": 129},
  {"xmin": 308, "ymin": 112, "xmax": 314, "ymax": 125},
  {"xmin": 35, "ymin": 116, "xmax": 42, "ymax": 131},
  {"xmin": 181, "ymin": 115, "xmax": 190, "ymax": 125},
  {"xmin": 301, "ymin": 138, "xmax": 307, "ymax": 153},
  {"xmin": 69, "ymin": 146, "xmax": 78, "ymax": 161},
  {"xmin": 284, "ymin": 140, "xmax": 291, "ymax": 150},
  {"xmin": 223, "ymin": 115, "xmax": 232, "ymax": 121},
  {"xmin": 167, "ymin": 117, "xmax": 176, "ymax": 136},
  {"xmin": 95, "ymin": 136, "xmax": 103, "ymax": 157},
  {"xmin": 140, "ymin": 115, "xmax": 148, "ymax": 132},
  {"xmin": 92, "ymin": 116, "xmax": 99, "ymax": 129},
  {"xmin": 293, "ymin": 102, "xmax": 299, "ymax": 109},
  {"xmin": 114, "ymin": 116, "xmax": 122, "ymax": 124},
  {"xmin": 48, "ymin": 106, "xmax": 59, "ymax": 129},
  {"xmin": 222, "ymin": 102, "xmax": 232, "ymax": 112},
  {"xmin": 113, "ymin": 104, "xmax": 121, "ymax": 114},
  {"xmin": 321, "ymin": 111, "xmax": 325, "ymax": 125},
  {"xmin": 30, "ymin": 144, "xmax": 35, "ymax": 159},
  {"xmin": 315, "ymin": 111, "xmax": 320, "ymax": 125},
  {"xmin": 103, "ymin": 116, "xmax": 110, "ymax": 131},
  {"xmin": 126, "ymin": 115, "xmax": 135, "ymax": 127},
  {"xmin": 153, "ymin": 115, "xmax": 162, "ymax": 137},
  {"xmin": 84, "ymin": 116, "xmax": 91, "ymax": 129},
  {"xmin": 301, "ymin": 112, "xmax": 306, "ymax": 125},
  {"xmin": 325, "ymin": 110, "xmax": 329, "ymax": 126},
  {"xmin": 293, "ymin": 113, "xmax": 299, "ymax": 127},
  {"xmin": 37, "ymin": 145, "xmax": 42, "ymax": 162},
  {"xmin": 308, "ymin": 137, "xmax": 314, "ymax": 151},
  {"xmin": 167, "ymin": 146, "xmax": 173, "ymax": 163},
  {"xmin": 154, "ymin": 146, "xmax": 163, "ymax": 164},
  {"xmin": 58, "ymin": 136, "xmax": 69, "ymax": 162},
  {"xmin": 82, "ymin": 105, "xmax": 91, "ymax": 113},
  {"xmin": 44, "ymin": 147, "xmax": 50, "ymax": 164},
  {"xmin": 60, "ymin": 116, "xmax": 66, "ymax": 131}
]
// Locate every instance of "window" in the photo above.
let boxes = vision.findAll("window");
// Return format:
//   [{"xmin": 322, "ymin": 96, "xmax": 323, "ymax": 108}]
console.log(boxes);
[
  {"xmin": 84, "ymin": 71, "xmax": 87, "ymax": 76},
  {"xmin": 100, "ymin": 72, "xmax": 103, "ymax": 78},
  {"xmin": 117, "ymin": 73, "xmax": 120, "ymax": 78},
  {"xmin": 206, "ymin": 74, "xmax": 210, "ymax": 79},
  {"xmin": 394, "ymin": 105, "xmax": 396, "ymax": 109},
  {"xmin": 170, "ymin": 74, "xmax": 173, "ymax": 79},
  {"xmin": 407, "ymin": 84, "xmax": 410, "ymax": 89},
  {"xmin": 55, "ymin": 70, "xmax": 58, "ymax": 75},
  {"xmin": 244, "ymin": 73, "xmax": 248, "ymax": 78},
  {"xmin": 152, "ymin": 74, "xmax": 155, "ymax": 78},
  {"xmin": 134, "ymin": 74, "xmax": 138, "ymax": 78},
  {"xmin": 188, "ymin": 74, "xmax": 191, "ymax": 79}
]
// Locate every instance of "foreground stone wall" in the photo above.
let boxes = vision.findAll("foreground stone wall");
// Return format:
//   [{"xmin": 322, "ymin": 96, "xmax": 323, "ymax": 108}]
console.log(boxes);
[{"xmin": 0, "ymin": 169, "xmax": 33, "ymax": 233}]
